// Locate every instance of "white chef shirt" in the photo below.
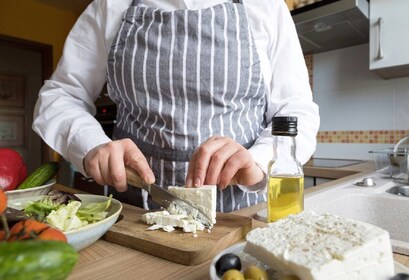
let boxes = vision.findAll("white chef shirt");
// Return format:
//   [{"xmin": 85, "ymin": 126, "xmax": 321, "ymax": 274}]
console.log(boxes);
[{"xmin": 33, "ymin": 0, "xmax": 320, "ymax": 188}]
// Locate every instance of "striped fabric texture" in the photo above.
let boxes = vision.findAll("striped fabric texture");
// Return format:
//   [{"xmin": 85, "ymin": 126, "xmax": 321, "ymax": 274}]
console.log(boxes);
[{"xmin": 107, "ymin": 1, "xmax": 267, "ymax": 212}]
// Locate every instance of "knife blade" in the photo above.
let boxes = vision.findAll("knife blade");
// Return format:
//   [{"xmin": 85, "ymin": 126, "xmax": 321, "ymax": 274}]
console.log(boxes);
[{"xmin": 125, "ymin": 168, "xmax": 212, "ymax": 228}]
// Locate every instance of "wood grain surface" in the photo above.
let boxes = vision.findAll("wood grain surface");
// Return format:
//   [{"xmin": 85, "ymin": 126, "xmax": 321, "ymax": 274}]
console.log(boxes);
[{"xmin": 103, "ymin": 203, "xmax": 252, "ymax": 265}]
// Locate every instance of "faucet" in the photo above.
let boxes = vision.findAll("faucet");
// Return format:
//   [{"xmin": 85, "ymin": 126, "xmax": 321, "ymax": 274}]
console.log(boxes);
[{"xmin": 394, "ymin": 136, "xmax": 409, "ymax": 184}]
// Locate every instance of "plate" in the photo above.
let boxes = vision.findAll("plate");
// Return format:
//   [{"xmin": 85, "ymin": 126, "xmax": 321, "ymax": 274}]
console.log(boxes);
[
  {"xmin": 7, "ymin": 194, "xmax": 122, "ymax": 251},
  {"xmin": 5, "ymin": 179, "xmax": 56, "ymax": 200},
  {"xmin": 209, "ymin": 242, "xmax": 409, "ymax": 280}
]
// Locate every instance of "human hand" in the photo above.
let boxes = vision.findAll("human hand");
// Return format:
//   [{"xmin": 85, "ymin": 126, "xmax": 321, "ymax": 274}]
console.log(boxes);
[
  {"xmin": 83, "ymin": 138, "xmax": 155, "ymax": 192},
  {"xmin": 186, "ymin": 136, "xmax": 265, "ymax": 189}
]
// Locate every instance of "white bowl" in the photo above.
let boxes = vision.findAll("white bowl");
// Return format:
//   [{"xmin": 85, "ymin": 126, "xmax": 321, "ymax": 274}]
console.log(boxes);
[
  {"xmin": 5, "ymin": 179, "xmax": 56, "ymax": 200},
  {"xmin": 209, "ymin": 242, "xmax": 409, "ymax": 280},
  {"xmin": 7, "ymin": 194, "xmax": 122, "ymax": 251}
]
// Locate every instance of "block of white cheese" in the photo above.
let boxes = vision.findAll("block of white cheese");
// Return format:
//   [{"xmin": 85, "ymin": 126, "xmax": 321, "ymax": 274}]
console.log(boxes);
[
  {"xmin": 167, "ymin": 185, "xmax": 217, "ymax": 224},
  {"xmin": 141, "ymin": 185, "xmax": 217, "ymax": 233},
  {"xmin": 244, "ymin": 211, "xmax": 395, "ymax": 280}
]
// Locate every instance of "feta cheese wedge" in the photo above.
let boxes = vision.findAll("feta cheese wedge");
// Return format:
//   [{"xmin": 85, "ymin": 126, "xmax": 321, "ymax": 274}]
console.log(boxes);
[
  {"xmin": 141, "ymin": 185, "xmax": 217, "ymax": 233},
  {"xmin": 244, "ymin": 211, "xmax": 395, "ymax": 280},
  {"xmin": 168, "ymin": 185, "xmax": 217, "ymax": 224}
]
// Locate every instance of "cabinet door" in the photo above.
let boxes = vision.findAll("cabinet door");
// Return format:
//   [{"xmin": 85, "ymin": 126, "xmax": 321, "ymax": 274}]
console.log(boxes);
[{"xmin": 370, "ymin": 0, "xmax": 409, "ymax": 78}]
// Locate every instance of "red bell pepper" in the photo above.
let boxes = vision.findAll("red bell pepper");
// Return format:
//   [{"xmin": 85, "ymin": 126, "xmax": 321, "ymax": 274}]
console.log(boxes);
[{"xmin": 0, "ymin": 148, "xmax": 27, "ymax": 191}]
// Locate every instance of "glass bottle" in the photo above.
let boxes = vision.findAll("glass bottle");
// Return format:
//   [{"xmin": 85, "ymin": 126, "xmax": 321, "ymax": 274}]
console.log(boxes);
[{"xmin": 267, "ymin": 116, "xmax": 304, "ymax": 223}]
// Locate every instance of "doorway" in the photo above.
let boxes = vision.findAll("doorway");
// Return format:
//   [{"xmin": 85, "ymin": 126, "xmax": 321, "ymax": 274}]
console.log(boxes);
[{"xmin": 0, "ymin": 34, "xmax": 53, "ymax": 173}]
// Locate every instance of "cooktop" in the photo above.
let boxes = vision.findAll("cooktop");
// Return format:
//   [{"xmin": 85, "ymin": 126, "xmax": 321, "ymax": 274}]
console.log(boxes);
[{"xmin": 307, "ymin": 158, "xmax": 363, "ymax": 168}]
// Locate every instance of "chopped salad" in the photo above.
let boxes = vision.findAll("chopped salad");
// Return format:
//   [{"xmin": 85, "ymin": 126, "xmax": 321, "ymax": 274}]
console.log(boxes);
[{"xmin": 23, "ymin": 190, "xmax": 112, "ymax": 232}]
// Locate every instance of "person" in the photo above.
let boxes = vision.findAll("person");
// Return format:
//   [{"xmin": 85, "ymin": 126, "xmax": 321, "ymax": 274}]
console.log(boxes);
[{"xmin": 33, "ymin": 0, "xmax": 320, "ymax": 212}]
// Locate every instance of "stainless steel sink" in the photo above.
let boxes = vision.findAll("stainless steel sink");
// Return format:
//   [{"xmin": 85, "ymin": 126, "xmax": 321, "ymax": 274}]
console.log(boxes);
[{"xmin": 387, "ymin": 185, "xmax": 409, "ymax": 197}]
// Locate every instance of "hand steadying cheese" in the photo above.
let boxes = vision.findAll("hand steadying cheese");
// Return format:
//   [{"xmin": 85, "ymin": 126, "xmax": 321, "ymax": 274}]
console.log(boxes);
[
  {"xmin": 244, "ymin": 211, "xmax": 395, "ymax": 280},
  {"xmin": 142, "ymin": 185, "xmax": 216, "ymax": 234}
]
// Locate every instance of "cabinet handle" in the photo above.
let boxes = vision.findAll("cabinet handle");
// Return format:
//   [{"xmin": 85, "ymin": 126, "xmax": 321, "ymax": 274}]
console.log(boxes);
[{"xmin": 377, "ymin": 17, "xmax": 384, "ymax": 60}]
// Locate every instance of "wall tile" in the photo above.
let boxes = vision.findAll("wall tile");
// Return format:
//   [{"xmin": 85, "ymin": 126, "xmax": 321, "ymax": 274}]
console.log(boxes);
[{"xmin": 313, "ymin": 44, "xmax": 409, "ymax": 159}]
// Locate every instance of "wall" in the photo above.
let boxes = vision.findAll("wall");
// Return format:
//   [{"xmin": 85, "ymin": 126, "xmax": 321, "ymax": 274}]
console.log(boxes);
[
  {"xmin": 0, "ymin": 0, "xmax": 80, "ymax": 68},
  {"xmin": 0, "ymin": 44, "xmax": 43, "ymax": 173},
  {"xmin": 0, "ymin": 1, "xmax": 81, "ymax": 174},
  {"xmin": 313, "ymin": 44, "xmax": 409, "ymax": 160}
]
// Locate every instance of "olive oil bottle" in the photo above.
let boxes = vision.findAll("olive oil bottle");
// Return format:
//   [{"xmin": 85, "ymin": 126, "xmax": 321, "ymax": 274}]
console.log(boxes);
[{"xmin": 267, "ymin": 116, "xmax": 304, "ymax": 223}]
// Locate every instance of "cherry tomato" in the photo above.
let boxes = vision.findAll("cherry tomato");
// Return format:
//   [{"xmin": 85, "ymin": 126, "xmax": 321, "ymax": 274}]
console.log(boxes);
[{"xmin": 8, "ymin": 219, "xmax": 67, "ymax": 242}]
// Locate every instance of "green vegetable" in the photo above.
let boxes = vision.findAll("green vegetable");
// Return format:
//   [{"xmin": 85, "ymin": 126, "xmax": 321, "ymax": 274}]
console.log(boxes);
[
  {"xmin": 46, "ymin": 201, "xmax": 86, "ymax": 231},
  {"xmin": 18, "ymin": 161, "xmax": 59, "ymax": 190},
  {"xmin": 24, "ymin": 194, "xmax": 113, "ymax": 231},
  {"xmin": 0, "ymin": 240, "xmax": 78, "ymax": 280},
  {"xmin": 24, "ymin": 200, "xmax": 58, "ymax": 221},
  {"xmin": 77, "ymin": 196, "xmax": 112, "ymax": 222}
]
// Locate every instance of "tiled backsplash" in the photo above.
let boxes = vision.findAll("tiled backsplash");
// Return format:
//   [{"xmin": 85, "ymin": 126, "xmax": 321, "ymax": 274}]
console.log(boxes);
[
  {"xmin": 309, "ymin": 44, "xmax": 409, "ymax": 160},
  {"xmin": 317, "ymin": 130, "xmax": 409, "ymax": 144}
]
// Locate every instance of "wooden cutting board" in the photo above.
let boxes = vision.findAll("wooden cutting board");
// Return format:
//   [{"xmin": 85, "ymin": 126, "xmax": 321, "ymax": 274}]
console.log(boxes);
[{"xmin": 103, "ymin": 203, "xmax": 252, "ymax": 265}]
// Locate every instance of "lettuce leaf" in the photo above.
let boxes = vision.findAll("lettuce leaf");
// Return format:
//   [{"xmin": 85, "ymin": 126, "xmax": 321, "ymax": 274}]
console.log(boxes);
[
  {"xmin": 23, "ymin": 193, "xmax": 113, "ymax": 232},
  {"xmin": 77, "ymin": 195, "xmax": 112, "ymax": 223},
  {"xmin": 24, "ymin": 199, "xmax": 59, "ymax": 221},
  {"xmin": 46, "ymin": 200, "xmax": 87, "ymax": 231}
]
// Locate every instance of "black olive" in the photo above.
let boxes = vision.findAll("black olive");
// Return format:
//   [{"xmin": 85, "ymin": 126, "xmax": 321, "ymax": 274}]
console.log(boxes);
[
  {"xmin": 215, "ymin": 253, "xmax": 242, "ymax": 277},
  {"xmin": 391, "ymin": 273, "xmax": 409, "ymax": 280}
]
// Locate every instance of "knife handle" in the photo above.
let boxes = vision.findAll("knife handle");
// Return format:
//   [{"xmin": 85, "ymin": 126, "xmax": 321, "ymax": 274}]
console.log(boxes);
[{"xmin": 125, "ymin": 167, "xmax": 146, "ymax": 189}]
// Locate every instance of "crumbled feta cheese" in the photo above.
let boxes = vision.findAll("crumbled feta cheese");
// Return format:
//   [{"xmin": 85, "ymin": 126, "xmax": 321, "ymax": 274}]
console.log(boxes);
[{"xmin": 142, "ymin": 185, "xmax": 217, "ymax": 233}]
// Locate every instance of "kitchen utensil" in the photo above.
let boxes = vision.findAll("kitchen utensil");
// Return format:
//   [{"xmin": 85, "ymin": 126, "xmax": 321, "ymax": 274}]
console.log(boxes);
[
  {"xmin": 125, "ymin": 168, "xmax": 212, "ymax": 228},
  {"xmin": 369, "ymin": 148, "xmax": 408, "ymax": 178},
  {"xmin": 103, "ymin": 203, "xmax": 252, "ymax": 265},
  {"xmin": 393, "ymin": 136, "xmax": 409, "ymax": 184}
]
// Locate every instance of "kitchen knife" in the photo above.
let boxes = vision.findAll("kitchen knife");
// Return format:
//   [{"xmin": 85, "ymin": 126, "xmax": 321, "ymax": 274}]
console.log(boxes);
[{"xmin": 125, "ymin": 168, "xmax": 212, "ymax": 228}]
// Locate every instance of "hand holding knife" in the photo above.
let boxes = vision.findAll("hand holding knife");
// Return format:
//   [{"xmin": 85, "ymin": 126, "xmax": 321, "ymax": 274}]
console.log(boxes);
[{"xmin": 125, "ymin": 168, "xmax": 212, "ymax": 228}]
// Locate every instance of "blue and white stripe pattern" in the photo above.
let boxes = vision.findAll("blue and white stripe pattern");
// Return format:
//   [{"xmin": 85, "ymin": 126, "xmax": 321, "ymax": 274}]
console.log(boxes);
[{"xmin": 107, "ymin": 0, "xmax": 267, "ymax": 212}]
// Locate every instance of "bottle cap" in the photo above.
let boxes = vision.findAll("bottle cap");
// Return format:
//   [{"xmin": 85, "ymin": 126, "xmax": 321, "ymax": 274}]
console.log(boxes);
[{"xmin": 271, "ymin": 116, "xmax": 298, "ymax": 136}]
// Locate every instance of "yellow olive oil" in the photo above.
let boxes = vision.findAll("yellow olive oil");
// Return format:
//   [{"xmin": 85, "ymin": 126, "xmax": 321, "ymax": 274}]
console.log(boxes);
[{"xmin": 267, "ymin": 176, "xmax": 304, "ymax": 223}]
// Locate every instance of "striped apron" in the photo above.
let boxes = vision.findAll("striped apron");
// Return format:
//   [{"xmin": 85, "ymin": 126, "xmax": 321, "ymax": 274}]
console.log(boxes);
[{"xmin": 106, "ymin": 0, "xmax": 267, "ymax": 212}]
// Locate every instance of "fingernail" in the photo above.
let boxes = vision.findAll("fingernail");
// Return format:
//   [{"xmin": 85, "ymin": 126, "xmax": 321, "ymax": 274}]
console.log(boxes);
[
  {"xmin": 194, "ymin": 177, "xmax": 201, "ymax": 187},
  {"xmin": 186, "ymin": 178, "xmax": 192, "ymax": 188},
  {"xmin": 145, "ymin": 174, "xmax": 155, "ymax": 184}
]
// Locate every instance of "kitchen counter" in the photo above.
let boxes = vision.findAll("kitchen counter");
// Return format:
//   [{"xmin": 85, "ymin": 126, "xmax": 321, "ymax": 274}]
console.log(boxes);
[
  {"xmin": 62, "ymin": 160, "xmax": 409, "ymax": 280},
  {"xmin": 304, "ymin": 158, "xmax": 374, "ymax": 180}
]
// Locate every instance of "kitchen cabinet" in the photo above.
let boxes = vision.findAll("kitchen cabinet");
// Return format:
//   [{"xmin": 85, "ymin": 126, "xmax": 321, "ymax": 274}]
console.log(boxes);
[{"xmin": 369, "ymin": 0, "xmax": 409, "ymax": 79}]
